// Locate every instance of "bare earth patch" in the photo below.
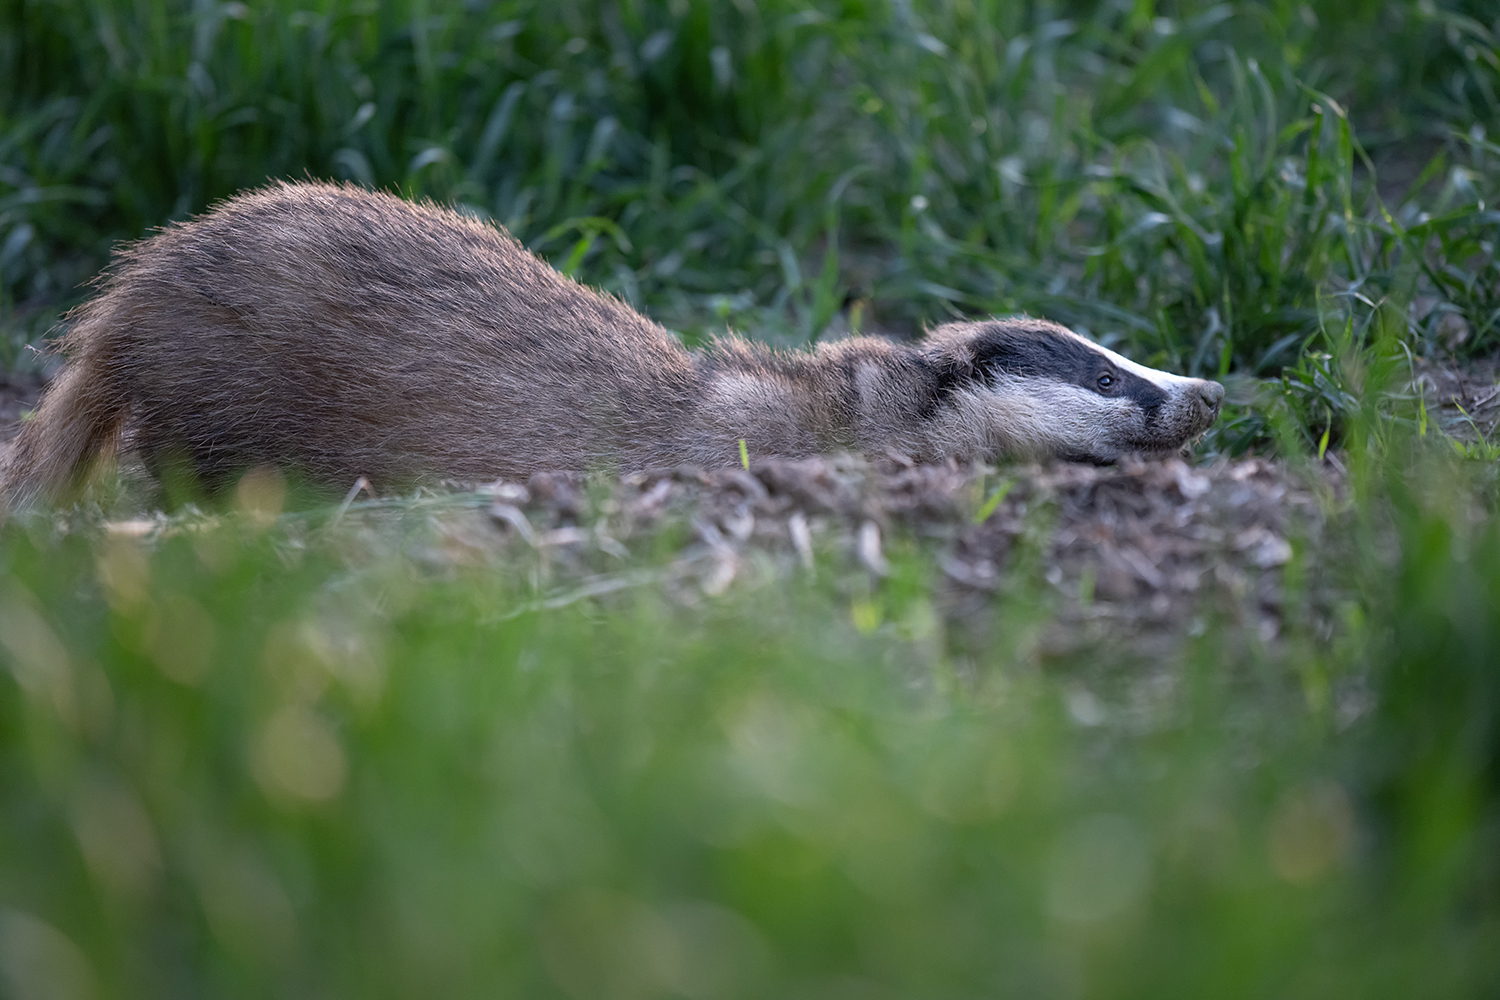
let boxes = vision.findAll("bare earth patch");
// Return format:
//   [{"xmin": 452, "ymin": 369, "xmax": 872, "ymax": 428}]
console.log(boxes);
[
  {"xmin": 395, "ymin": 451, "xmax": 1345, "ymax": 672},
  {"xmin": 1413, "ymin": 354, "xmax": 1500, "ymax": 440}
]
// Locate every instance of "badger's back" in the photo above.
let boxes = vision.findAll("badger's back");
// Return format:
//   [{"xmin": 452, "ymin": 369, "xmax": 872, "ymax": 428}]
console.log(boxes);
[{"xmin": 12, "ymin": 182, "xmax": 699, "ymax": 499}]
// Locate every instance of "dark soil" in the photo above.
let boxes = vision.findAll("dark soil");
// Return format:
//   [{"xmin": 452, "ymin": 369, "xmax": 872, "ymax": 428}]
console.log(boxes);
[
  {"xmin": 430, "ymin": 451, "xmax": 1343, "ymax": 670},
  {"xmin": 1414, "ymin": 353, "xmax": 1500, "ymax": 439}
]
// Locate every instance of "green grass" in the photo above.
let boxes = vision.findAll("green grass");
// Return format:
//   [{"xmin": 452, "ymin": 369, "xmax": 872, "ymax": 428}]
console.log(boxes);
[
  {"xmin": 1, "ymin": 437, "xmax": 1499, "ymax": 999},
  {"xmin": 4, "ymin": 1, "xmax": 1500, "ymax": 997}
]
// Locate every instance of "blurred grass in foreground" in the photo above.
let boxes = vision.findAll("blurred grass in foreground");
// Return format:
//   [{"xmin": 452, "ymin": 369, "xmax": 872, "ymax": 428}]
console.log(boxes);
[{"xmin": 1, "ymin": 411, "xmax": 1499, "ymax": 998}]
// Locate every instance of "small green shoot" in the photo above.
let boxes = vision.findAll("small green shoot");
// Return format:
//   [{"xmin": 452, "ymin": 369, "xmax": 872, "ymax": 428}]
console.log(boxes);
[{"xmin": 973, "ymin": 479, "xmax": 1013, "ymax": 524}]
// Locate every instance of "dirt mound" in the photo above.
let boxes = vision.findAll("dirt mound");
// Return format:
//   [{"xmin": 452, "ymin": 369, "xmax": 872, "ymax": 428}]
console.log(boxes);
[{"xmin": 433, "ymin": 452, "xmax": 1339, "ymax": 665}]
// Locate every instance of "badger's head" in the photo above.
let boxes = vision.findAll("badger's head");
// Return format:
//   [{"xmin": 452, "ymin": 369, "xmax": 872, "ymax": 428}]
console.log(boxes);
[{"xmin": 921, "ymin": 318, "xmax": 1224, "ymax": 463}]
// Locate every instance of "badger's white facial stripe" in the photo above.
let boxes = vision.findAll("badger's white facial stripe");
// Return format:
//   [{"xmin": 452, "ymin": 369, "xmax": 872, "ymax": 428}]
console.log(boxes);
[
  {"xmin": 958, "ymin": 322, "xmax": 1172, "ymax": 416},
  {"xmin": 1056, "ymin": 328, "xmax": 1199, "ymax": 394}
]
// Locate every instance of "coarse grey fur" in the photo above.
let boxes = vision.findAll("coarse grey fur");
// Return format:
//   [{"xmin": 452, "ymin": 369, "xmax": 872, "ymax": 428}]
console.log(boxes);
[{"xmin": 0, "ymin": 181, "xmax": 1224, "ymax": 509}]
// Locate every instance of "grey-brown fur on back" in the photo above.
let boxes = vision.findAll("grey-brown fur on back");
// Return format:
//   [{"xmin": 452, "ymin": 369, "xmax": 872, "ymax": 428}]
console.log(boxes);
[{"xmin": 0, "ymin": 181, "xmax": 1223, "ymax": 508}]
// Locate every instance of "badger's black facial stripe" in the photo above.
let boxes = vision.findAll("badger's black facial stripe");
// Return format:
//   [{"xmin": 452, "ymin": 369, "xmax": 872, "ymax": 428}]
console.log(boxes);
[{"xmin": 967, "ymin": 325, "xmax": 1169, "ymax": 412}]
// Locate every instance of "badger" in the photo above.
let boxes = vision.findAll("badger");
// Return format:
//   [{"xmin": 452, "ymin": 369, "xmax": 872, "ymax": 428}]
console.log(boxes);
[{"xmin": 0, "ymin": 181, "xmax": 1223, "ymax": 509}]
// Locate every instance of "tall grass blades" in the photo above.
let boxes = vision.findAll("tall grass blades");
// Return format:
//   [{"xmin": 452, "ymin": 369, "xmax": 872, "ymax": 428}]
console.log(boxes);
[{"xmin": 2, "ymin": 0, "xmax": 1498, "ymax": 369}]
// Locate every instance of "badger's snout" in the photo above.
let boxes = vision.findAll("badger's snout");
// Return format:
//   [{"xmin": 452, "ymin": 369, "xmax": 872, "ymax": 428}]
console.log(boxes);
[
  {"xmin": 1160, "ymin": 377, "xmax": 1224, "ymax": 447},
  {"xmin": 1195, "ymin": 379, "xmax": 1225, "ymax": 424}
]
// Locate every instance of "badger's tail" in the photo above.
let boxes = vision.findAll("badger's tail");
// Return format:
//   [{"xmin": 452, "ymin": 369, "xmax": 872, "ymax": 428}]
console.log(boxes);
[{"xmin": 0, "ymin": 331, "xmax": 128, "ymax": 514}]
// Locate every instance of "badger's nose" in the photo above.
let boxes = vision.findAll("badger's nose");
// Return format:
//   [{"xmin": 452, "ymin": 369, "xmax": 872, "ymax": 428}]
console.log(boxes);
[{"xmin": 1198, "ymin": 380, "xmax": 1225, "ymax": 417}]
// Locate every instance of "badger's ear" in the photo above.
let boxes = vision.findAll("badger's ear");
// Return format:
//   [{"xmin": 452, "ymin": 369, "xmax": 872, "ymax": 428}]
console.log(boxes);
[{"xmin": 922, "ymin": 322, "xmax": 980, "ymax": 388}]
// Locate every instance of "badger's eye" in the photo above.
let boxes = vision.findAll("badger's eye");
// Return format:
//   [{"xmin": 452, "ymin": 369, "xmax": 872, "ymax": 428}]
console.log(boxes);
[{"xmin": 1096, "ymin": 373, "xmax": 1116, "ymax": 391}]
